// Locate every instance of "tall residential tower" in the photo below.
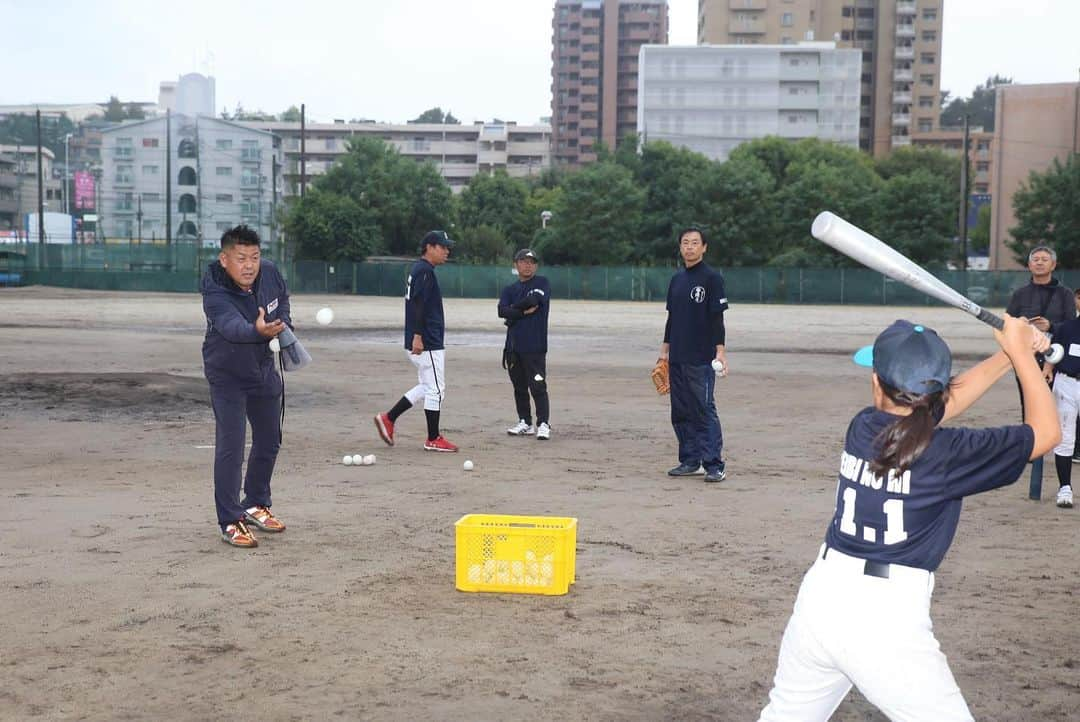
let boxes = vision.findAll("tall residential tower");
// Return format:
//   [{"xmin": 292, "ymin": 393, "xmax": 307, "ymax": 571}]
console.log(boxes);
[
  {"xmin": 551, "ymin": 0, "xmax": 669, "ymax": 165},
  {"xmin": 698, "ymin": 0, "xmax": 944, "ymax": 156}
]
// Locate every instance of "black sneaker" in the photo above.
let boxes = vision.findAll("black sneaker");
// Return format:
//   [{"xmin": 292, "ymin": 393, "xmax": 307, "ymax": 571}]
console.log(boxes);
[
  {"xmin": 668, "ymin": 463, "xmax": 705, "ymax": 476},
  {"xmin": 704, "ymin": 469, "xmax": 727, "ymax": 483}
]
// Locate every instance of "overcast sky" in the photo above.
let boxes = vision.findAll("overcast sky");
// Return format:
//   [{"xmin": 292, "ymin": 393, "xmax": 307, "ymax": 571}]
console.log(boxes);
[{"xmin": 2, "ymin": 0, "xmax": 1079, "ymax": 124}]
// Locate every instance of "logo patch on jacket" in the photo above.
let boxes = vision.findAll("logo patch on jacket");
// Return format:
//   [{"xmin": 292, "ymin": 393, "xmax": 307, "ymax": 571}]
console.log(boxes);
[{"xmin": 267, "ymin": 298, "xmax": 279, "ymax": 314}]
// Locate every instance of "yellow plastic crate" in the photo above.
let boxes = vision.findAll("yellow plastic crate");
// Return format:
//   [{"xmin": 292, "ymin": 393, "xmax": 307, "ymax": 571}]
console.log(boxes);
[{"xmin": 455, "ymin": 514, "xmax": 578, "ymax": 596}]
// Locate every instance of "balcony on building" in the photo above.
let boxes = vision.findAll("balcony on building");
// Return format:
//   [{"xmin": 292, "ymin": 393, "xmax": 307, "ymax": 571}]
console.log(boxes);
[
  {"xmin": 895, "ymin": 46, "xmax": 914, "ymax": 60},
  {"xmin": 892, "ymin": 135, "xmax": 912, "ymax": 146},
  {"xmin": 894, "ymin": 68, "xmax": 913, "ymax": 81},
  {"xmin": 729, "ymin": 0, "xmax": 766, "ymax": 8},
  {"xmin": 729, "ymin": 19, "xmax": 765, "ymax": 34},
  {"xmin": 892, "ymin": 113, "xmax": 911, "ymax": 126},
  {"xmin": 896, "ymin": 1, "xmax": 917, "ymax": 14},
  {"xmin": 893, "ymin": 90, "xmax": 913, "ymax": 104},
  {"xmin": 896, "ymin": 23, "xmax": 915, "ymax": 38}
]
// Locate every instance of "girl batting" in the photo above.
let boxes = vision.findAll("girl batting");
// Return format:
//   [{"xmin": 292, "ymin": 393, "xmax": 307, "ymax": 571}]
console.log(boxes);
[{"xmin": 759, "ymin": 316, "xmax": 1059, "ymax": 721}]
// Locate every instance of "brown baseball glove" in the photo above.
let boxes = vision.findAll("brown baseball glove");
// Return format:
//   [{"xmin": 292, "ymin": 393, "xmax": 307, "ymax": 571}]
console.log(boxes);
[{"xmin": 651, "ymin": 357, "xmax": 670, "ymax": 395}]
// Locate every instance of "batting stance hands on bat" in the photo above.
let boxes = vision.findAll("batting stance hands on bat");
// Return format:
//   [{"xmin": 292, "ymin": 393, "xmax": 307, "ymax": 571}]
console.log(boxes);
[{"xmin": 759, "ymin": 317, "xmax": 1059, "ymax": 721}]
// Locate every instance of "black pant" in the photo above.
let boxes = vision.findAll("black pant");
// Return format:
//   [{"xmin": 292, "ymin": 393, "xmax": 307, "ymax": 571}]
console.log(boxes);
[
  {"xmin": 506, "ymin": 351, "xmax": 549, "ymax": 426},
  {"xmin": 209, "ymin": 382, "xmax": 281, "ymax": 528}
]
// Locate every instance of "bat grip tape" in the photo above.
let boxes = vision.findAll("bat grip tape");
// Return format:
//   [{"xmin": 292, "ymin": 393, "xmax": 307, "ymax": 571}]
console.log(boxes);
[{"xmin": 975, "ymin": 308, "xmax": 1004, "ymax": 330}]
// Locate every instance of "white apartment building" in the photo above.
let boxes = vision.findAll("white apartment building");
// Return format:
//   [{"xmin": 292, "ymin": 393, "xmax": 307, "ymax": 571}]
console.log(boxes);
[
  {"xmin": 637, "ymin": 43, "xmax": 862, "ymax": 161},
  {"xmin": 243, "ymin": 121, "xmax": 552, "ymax": 194},
  {"xmin": 100, "ymin": 115, "xmax": 282, "ymax": 244}
]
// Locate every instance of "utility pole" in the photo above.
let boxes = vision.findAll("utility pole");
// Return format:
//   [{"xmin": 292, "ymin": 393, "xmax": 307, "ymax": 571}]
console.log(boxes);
[
  {"xmin": 300, "ymin": 103, "xmax": 306, "ymax": 198},
  {"xmin": 959, "ymin": 114, "xmax": 970, "ymax": 274},
  {"xmin": 136, "ymin": 194, "xmax": 143, "ymax": 242},
  {"xmin": 165, "ymin": 108, "xmax": 172, "ymax": 245},
  {"xmin": 64, "ymin": 133, "xmax": 72, "ymax": 215},
  {"xmin": 36, "ymin": 110, "xmax": 45, "ymax": 266},
  {"xmin": 271, "ymin": 153, "xmax": 278, "ymax": 246}
]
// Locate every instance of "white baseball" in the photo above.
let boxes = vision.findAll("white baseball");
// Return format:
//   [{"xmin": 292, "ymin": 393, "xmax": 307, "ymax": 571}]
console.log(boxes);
[
  {"xmin": 463, "ymin": 460, "xmax": 474, "ymax": 471},
  {"xmin": 316, "ymin": 307, "xmax": 334, "ymax": 326},
  {"xmin": 269, "ymin": 338, "xmax": 281, "ymax": 353},
  {"xmin": 351, "ymin": 454, "xmax": 364, "ymax": 466},
  {"xmin": 363, "ymin": 454, "xmax": 376, "ymax": 465},
  {"xmin": 711, "ymin": 359, "xmax": 725, "ymax": 374},
  {"xmin": 342, "ymin": 455, "xmax": 353, "ymax": 466}
]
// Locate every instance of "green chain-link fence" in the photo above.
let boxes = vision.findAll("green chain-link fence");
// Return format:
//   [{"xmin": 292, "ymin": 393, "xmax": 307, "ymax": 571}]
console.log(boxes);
[{"xmin": 1, "ymin": 242, "xmax": 1067, "ymax": 308}]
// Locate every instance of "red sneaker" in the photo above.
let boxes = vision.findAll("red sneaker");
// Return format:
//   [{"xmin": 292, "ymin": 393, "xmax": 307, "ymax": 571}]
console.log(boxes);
[
  {"xmin": 424, "ymin": 436, "xmax": 458, "ymax": 452},
  {"xmin": 374, "ymin": 413, "xmax": 395, "ymax": 446}
]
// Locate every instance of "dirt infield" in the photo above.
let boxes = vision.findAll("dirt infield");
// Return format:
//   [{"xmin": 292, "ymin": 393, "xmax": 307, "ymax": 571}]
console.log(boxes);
[{"xmin": 2, "ymin": 286, "xmax": 1077, "ymax": 721}]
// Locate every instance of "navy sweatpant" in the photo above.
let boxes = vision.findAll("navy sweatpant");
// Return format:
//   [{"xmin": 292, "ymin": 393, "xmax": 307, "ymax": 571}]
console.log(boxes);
[
  {"xmin": 209, "ymin": 383, "xmax": 281, "ymax": 528},
  {"xmin": 669, "ymin": 362, "xmax": 724, "ymax": 473}
]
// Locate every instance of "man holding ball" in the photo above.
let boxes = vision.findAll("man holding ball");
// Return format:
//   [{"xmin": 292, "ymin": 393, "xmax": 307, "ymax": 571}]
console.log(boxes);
[
  {"xmin": 658, "ymin": 226, "xmax": 729, "ymax": 483},
  {"xmin": 498, "ymin": 248, "xmax": 552, "ymax": 440},
  {"xmin": 201, "ymin": 224, "xmax": 289, "ymax": 548},
  {"xmin": 375, "ymin": 230, "xmax": 458, "ymax": 452}
]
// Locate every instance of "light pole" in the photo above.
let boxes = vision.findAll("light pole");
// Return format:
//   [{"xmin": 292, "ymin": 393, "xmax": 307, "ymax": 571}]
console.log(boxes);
[
  {"xmin": 64, "ymin": 133, "xmax": 72, "ymax": 215},
  {"xmin": 541, "ymin": 210, "xmax": 552, "ymax": 229}
]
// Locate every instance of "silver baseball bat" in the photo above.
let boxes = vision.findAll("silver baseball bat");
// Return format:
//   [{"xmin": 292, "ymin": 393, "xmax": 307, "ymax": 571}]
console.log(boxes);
[{"xmin": 811, "ymin": 211, "xmax": 1064, "ymax": 364}]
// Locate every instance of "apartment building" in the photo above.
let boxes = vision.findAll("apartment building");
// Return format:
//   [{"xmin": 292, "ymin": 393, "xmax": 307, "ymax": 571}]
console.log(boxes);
[
  {"xmin": 988, "ymin": 82, "xmax": 1080, "ymax": 270},
  {"xmin": 551, "ymin": 0, "xmax": 669, "ymax": 165},
  {"xmin": 0, "ymin": 146, "xmax": 64, "ymax": 231},
  {"xmin": 100, "ymin": 115, "xmax": 281, "ymax": 244},
  {"xmin": 698, "ymin": 0, "xmax": 944, "ymax": 156},
  {"xmin": 911, "ymin": 126, "xmax": 993, "ymax": 194},
  {"xmin": 243, "ymin": 121, "xmax": 551, "ymax": 195},
  {"xmin": 637, "ymin": 42, "xmax": 861, "ymax": 160}
]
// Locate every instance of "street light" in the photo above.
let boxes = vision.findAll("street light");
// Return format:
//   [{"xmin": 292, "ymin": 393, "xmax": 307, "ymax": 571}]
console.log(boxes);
[{"xmin": 540, "ymin": 210, "xmax": 552, "ymax": 229}]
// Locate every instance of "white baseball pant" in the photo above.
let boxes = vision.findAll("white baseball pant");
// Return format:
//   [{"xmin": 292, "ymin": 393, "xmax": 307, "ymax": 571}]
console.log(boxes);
[
  {"xmin": 1052, "ymin": 373, "xmax": 1080, "ymax": 456},
  {"xmin": 759, "ymin": 545, "xmax": 973, "ymax": 722},
  {"xmin": 404, "ymin": 349, "xmax": 446, "ymax": 412}
]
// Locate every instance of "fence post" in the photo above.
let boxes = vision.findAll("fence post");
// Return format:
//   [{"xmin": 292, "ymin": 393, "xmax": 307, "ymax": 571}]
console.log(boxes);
[
  {"xmin": 840, "ymin": 268, "xmax": 844, "ymax": 305},
  {"xmin": 799, "ymin": 268, "xmax": 804, "ymax": 303},
  {"xmin": 882, "ymin": 274, "xmax": 887, "ymax": 305},
  {"xmin": 758, "ymin": 268, "xmax": 763, "ymax": 303}
]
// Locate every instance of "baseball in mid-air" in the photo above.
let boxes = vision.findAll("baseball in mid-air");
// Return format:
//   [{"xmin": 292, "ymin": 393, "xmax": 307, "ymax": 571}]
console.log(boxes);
[
  {"xmin": 316, "ymin": 307, "xmax": 334, "ymax": 326},
  {"xmin": 363, "ymin": 454, "xmax": 376, "ymax": 465},
  {"xmin": 269, "ymin": 338, "xmax": 281, "ymax": 353},
  {"xmin": 342, "ymin": 455, "xmax": 353, "ymax": 466},
  {"xmin": 463, "ymin": 460, "xmax": 474, "ymax": 471},
  {"xmin": 711, "ymin": 359, "xmax": 725, "ymax": 374}
]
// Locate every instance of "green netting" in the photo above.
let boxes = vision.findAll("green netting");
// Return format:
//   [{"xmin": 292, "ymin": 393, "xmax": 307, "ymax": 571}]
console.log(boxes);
[{"xmin": 6, "ymin": 242, "xmax": 1076, "ymax": 308}]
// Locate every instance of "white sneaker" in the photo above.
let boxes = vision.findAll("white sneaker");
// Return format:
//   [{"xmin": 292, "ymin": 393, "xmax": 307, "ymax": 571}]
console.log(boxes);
[
  {"xmin": 536, "ymin": 422, "xmax": 551, "ymax": 440},
  {"xmin": 507, "ymin": 419, "xmax": 535, "ymax": 436},
  {"xmin": 1057, "ymin": 485, "xmax": 1073, "ymax": 509}
]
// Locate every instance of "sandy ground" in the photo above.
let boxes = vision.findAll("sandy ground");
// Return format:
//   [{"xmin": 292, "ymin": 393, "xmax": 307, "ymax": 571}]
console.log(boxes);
[{"xmin": 1, "ymin": 286, "xmax": 1078, "ymax": 722}]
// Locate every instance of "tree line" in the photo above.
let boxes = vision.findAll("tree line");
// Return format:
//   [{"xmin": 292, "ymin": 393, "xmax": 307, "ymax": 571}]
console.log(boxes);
[{"xmin": 284, "ymin": 135, "xmax": 973, "ymax": 268}]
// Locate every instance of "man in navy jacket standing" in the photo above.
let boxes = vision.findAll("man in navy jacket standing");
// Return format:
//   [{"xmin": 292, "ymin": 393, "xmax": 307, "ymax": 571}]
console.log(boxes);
[
  {"xmin": 498, "ymin": 248, "xmax": 552, "ymax": 440},
  {"xmin": 201, "ymin": 225, "xmax": 289, "ymax": 548}
]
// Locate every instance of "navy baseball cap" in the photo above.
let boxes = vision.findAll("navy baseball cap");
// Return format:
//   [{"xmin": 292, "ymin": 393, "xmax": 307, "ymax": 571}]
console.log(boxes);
[
  {"xmin": 853, "ymin": 320, "xmax": 952, "ymax": 395},
  {"xmin": 421, "ymin": 230, "xmax": 455, "ymax": 249},
  {"xmin": 514, "ymin": 248, "xmax": 538, "ymax": 262}
]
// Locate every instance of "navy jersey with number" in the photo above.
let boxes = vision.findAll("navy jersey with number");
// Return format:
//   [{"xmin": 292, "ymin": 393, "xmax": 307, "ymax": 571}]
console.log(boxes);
[
  {"xmin": 404, "ymin": 259, "xmax": 445, "ymax": 350},
  {"xmin": 823, "ymin": 407, "xmax": 1034, "ymax": 571},
  {"xmin": 1051, "ymin": 318, "xmax": 1080, "ymax": 377},
  {"xmin": 665, "ymin": 262, "xmax": 728, "ymax": 365}
]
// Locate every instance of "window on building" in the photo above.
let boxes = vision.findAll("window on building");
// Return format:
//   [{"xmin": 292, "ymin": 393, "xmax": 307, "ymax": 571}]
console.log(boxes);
[
  {"xmin": 177, "ymin": 221, "xmax": 198, "ymax": 238},
  {"xmin": 142, "ymin": 192, "xmax": 160, "ymax": 202},
  {"xmin": 841, "ymin": 30, "xmax": 853, "ymax": 40},
  {"xmin": 921, "ymin": 30, "xmax": 937, "ymax": 42},
  {"xmin": 917, "ymin": 118, "xmax": 933, "ymax": 132},
  {"xmin": 178, "ymin": 139, "xmax": 197, "ymax": 158},
  {"xmin": 216, "ymin": 193, "xmax": 233, "ymax": 203},
  {"xmin": 178, "ymin": 194, "xmax": 197, "ymax": 213},
  {"xmin": 976, "ymin": 161, "xmax": 990, "ymax": 172},
  {"xmin": 857, "ymin": 7, "xmax": 874, "ymax": 17},
  {"xmin": 920, "ymin": 53, "xmax": 936, "ymax": 64},
  {"xmin": 781, "ymin": 13, "xmax": 793, "ymax": 26},
  {"xmin": 918, "ymin": 96, "xmax": 934, "ymax": 108},
  {"xmin": 216, "ymin": 166, "xmax": 232, "ymax": 176},
  {"xmin": 216, "ymin": 139, "xmax": 233, "ymax": 150},
  {"xmin": 919, "ymin": 74, "xmax": 934, "ymax": 87},
  {"xmin": 842, "ymin": 6, "xmax": 854, "ymax": 17},
  {"xmin": 922, "ymin": 8, "xmax": 937, "ymax": 21},
  {"xmin": 856, "ymin": 30, "xmax": 873, "ymax": 40},
  {"xmin": 142, "ymin": 138, "xmax": 159, "ymax": 148},
  {"xmin": 178, "ymin": 167, "xmax": 197, "ymax": 185},
  {"xmin": 781, "ymin": 36, "xmax": 794, "ymax": 44},
  {"xmin": 141, "ymin": 165, "xmax": 158, "ymax": 175}
]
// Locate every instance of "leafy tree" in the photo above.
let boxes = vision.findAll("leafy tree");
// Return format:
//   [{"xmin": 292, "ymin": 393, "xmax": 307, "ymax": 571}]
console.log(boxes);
[
  {"xmin": 456, "ymin": 171, "xmax": 530, "ymax": 243},
  {"xmin": 771, "ymin": 158, "xmax": 883, "ymax": 266},
  {"xmin": 104, "ymin": 96, "xmax": 127, "ymax": 122},
  {"xmin": 289, "ymin": 136, "xmax": 453, "ymax": 257},
  {"xmin": 872, "ymin": 169, "xmax": 955, "ymax": 266},
  {"xmin": 0, "ymin": 113, "xmax": 76, "ymax": 161},
  {"xmin": 629, "ymin": 141, "xmax": 712, "ymax": 262},
  {"xmin": 940, "ymin": 75, "xmax": 1012, "ymax": 130},
  {"xmin": 1008, "ymin": 154, "xmax": 1080, "ymax": 266},
  {"xmin": 284, "ymin": 190, "xmax": 380, "ymax": 261},
  {"xmin": 280, "ymin": 106, "xmax": 302, "ymax": 122},
  {"xmin": 124, "ymin": 103, "xmax": 145, "ymax": 120},
  {"xmin": 228, "ymin": 103, "xmax": 276, "ymax": 121},
  {"xmin": 538, "ymin": 163, "xmax": 644, "ymax": 265},
  {"xmin": 679, "ymin": 157, "xmax": 780, "ymax": 267},
  {"xmin": 524, "ymin": 185, "xmax": 564, "ymax": 246},
  {"xmin": 969, "ymin": 203, "xmax": 991, "ymax": 254},
  {"xmin": 409, "ymin": 107, "xmax": 461, "ymax": 124},
  {"xmin": 727, "ymin": 136, "xmax": 806, "ymax": 190},
  {"xmin": 875, "ymin": 146, "xmax": 961, "ymax": 193},
  {"xmin": 457, "ymin": 224, "xmax": 510, "ymax": 264}
]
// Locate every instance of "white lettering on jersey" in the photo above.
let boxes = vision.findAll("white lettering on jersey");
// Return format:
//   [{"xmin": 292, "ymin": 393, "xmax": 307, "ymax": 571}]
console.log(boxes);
[
  {"xmin": 405, "ymin": 274, "xmax": 413, "ymax": 300},
  {"xmin": 690, "ymin": 286, "xmax": 706, "ymax": 303},
  {"xmin": 839, "ymin": 451, "xmax": 909, "ymax": 496}
]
